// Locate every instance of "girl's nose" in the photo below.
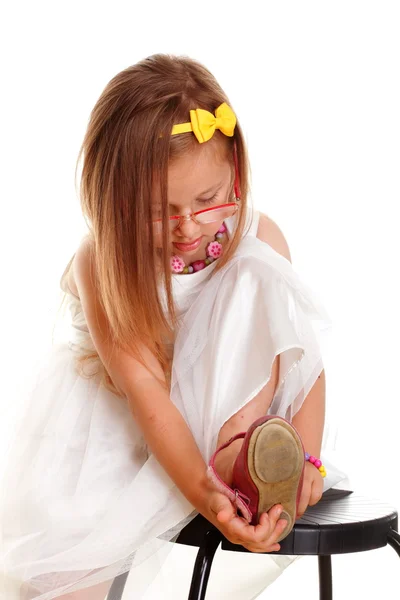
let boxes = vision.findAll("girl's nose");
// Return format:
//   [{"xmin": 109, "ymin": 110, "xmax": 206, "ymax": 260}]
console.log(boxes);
[{"xmin": 175, "ymin": 215, "xmax": 202, "ymax": 239}]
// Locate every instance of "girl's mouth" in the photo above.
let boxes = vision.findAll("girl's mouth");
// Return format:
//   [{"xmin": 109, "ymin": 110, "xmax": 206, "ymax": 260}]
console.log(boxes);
[{"xmin": 172, "ymin": 236, "xmax": 203, "ymax": 252}]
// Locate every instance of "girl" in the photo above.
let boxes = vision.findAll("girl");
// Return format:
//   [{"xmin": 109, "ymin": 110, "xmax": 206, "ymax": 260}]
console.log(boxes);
[{"xmin": 0, "ymin": 54, "xmax": 346, "ymax": 600}]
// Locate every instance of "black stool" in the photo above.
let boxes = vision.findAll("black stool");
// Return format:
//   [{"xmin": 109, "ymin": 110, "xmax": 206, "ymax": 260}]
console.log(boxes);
[{"xmin": 107, "ymin": 490, "xmax": 399, "ymax": 600}]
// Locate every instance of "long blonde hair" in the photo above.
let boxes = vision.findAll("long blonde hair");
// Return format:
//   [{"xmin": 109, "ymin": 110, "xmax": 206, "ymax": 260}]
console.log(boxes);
[{"xmin": 59, "ymin": 54, "xmax": 250, "ymax": 397}]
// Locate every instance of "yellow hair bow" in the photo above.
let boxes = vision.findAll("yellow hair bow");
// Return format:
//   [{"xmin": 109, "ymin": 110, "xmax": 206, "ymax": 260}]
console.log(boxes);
[{"xmin": 171, "ymin": 102, "xmax": 236, "ymax": 143}]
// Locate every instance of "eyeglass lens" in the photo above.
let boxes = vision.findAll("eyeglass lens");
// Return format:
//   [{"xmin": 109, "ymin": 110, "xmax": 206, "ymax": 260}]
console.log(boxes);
[{"xmin": 153, "ymin": 205, "xmax": 237, "ymax": 234}]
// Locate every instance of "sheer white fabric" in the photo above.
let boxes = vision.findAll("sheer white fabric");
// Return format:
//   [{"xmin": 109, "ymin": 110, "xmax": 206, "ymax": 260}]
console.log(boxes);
[{"xmin": 0, "ymin": 204, "xmax": 346, "ymax": 599}]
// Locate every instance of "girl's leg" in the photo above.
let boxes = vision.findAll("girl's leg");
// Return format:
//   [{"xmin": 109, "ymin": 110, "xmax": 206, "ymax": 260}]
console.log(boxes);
[
  {"xmin": 214, "ymin": 354, "xmax": 280, "ymax": 486},
  {"xmin": 54, "ymin": 578, "xmax": 114, "ymax": 600}
]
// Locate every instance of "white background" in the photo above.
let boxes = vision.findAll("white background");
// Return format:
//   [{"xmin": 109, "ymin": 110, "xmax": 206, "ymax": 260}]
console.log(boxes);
[{"xmin": 1, "ymin": 1, "xmax": 399, "ymax": 598}]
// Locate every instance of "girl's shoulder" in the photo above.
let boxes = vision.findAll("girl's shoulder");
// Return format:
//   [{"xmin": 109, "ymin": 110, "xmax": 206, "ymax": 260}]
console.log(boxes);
[{"xmin": 255, "ymin": 212, "xmax": 292, "ymax": 264}]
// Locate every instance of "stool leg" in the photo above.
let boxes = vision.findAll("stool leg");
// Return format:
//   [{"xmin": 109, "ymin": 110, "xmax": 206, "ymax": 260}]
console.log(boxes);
[
  {"xmin": 106, "ymin": 571, "xmax": 129, "ymax": 600},
  {"xmin": 187, "ymin": 529, "xmax": 221, "ymax": 600},
  {"xmin": 387, "ymin": 529, "xmax": 400, "ymax": 558},
  {"xmin": 318, "ymin": 555, "xmax": 333, "ymax": 600}
]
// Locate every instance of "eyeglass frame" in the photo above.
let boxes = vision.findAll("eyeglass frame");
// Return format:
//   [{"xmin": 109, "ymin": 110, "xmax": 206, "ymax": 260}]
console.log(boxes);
[
  {"xmin": 151, "ymin": 141, "xmax": 242, "ymax": 233},
  {"xmin": 152, "ymin": 201, "xmax": 240, "ymax": 233}
]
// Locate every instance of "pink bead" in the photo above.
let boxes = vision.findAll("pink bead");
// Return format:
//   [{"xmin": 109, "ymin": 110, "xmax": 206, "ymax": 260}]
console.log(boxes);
[
  {"xmin": 192, "ymin": 260, "xmax": 206, "ymax": 272},
  {"xmin": 309, "ymin": 455, "xmax": 316, "ymax": 464},
  {"xmin": 171, "ymin": 255, "xmax": 185, "ymax": 273},
  {"xmin": 314, "ymin": 459, "xmax": 322, "ymax": 468},
  {"xmin": 218, "ymin": 223, "xmax": 227, "ymax": 233},
  {"xmin": 206, "ymin": 241, "xmax": 223, "ymax": 258}
]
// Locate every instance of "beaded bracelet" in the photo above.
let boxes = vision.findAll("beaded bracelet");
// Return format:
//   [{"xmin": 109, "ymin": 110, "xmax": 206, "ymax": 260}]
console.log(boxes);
[{"xmin": 305, "ymin": 452, "xmax": 327, "ymax": 478}]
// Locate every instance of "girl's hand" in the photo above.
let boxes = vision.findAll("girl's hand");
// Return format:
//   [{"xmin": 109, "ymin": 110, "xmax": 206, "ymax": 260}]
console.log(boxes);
[
  {"xmin": 296, "ymin": 461, "xmax": 324, "ymax": 518},
  {"xmin": 204, "ymin": 489, "xmax": 288, "ymax": 553}
]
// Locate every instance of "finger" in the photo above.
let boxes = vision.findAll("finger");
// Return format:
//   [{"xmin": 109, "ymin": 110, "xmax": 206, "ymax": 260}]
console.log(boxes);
[
  {"xmin": 226, "ymin": 511, "xmax": 275, "ymax": 546},
  {"xmin": 227, "ymin": 513, "xmax": 262, "ymax": 540},
  {"xmin": 263, "ymin": 504, "xmax": 284, "ymax": 528},
  {"xmin": 252, "ymin": 505, "xmax": 283, "ymax": 541},
  {"xmin": 216, "ymin": 500, "xmax": 237, "ymax": 523},
  {"xmin": 252, "ymin": 507, "xmax": 286, "ymax": 544},
  {"xmin": 229, "ymin": 504, "xmax": 286, "ymax": 547},
  {"xmin": 216, "ymin": 507, "xmax": 235, "ymax": 523},
  {"xmin": 269, "ymin": 517, "xmax": 289, "ymax": 543},
  {"xmin": 244, "ymin": 542, "xmax": 281, "ymax": 554},
  {"xmin": 243, "ymin": 519, "xmax": 286, "ymax": 553},
  {"xmin": 210, "ymin": 494, "xmax": 236, "ymax": 523},
  {"xmin": 238, "ymin": 517, "xmax": 287, "ymax": 552}
]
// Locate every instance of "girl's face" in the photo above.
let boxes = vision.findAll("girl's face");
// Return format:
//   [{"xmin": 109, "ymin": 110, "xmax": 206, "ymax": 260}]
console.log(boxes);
[{"xmin": 152, "ymin": 142, "xmax": 234, "ymax": 265}]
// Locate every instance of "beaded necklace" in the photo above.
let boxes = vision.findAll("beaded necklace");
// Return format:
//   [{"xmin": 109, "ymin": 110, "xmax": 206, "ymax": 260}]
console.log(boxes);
[{"xmin": 171, "ymin": 222, "xmax": 227, "ymax": 274}]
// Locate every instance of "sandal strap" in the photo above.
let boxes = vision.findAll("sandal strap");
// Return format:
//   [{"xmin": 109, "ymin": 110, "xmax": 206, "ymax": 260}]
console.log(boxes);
[
  {"xmin": 212, "ymin": 432, "xmax": 246, "ymax": 453},
  {"xmin": 207, "ymin": 433, "xmax": 253, "ymax": 522}
]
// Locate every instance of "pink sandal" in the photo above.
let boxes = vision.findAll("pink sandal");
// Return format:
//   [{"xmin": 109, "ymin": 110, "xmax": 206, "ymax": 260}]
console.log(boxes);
[{"xmin": 207, "ymin": 415, "xmax": 305, "ymax": 542}]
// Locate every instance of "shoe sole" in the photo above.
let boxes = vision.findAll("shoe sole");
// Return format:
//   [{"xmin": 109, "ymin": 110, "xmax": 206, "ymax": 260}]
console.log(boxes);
[{"xmin": 247, "ymin": 418, "xmax": 304, "ymax": 541}]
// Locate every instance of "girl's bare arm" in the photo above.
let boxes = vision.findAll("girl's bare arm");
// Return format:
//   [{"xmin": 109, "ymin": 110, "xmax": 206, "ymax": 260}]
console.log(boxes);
[
  {"xmin": 291, "ymin": 369, "xmax": 326, "ymax": 457},
  {"xmin": 73, "ymin": 238, "xmax": 211, "ymax": 510}
]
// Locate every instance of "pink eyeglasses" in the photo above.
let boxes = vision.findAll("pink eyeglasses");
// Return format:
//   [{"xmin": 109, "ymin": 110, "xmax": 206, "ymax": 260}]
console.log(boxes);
[
  {"xmin": 152, "ymin": 202, "xmax": 239, "ymax": 235},
  {"xmin": 152, "ymin": 142, "xmax": 242, "ymax": 235}
]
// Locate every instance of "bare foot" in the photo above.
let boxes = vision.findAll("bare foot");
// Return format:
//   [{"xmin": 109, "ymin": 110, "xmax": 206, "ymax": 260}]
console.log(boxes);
[{"xmin": 213, "ymin": 438, "xmax": 243, "ymax": 487}]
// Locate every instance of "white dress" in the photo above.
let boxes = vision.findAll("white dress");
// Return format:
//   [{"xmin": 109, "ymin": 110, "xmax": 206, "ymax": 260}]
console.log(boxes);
[{"xmin": 0, "ymin": 203, "xmax": 347, "ymax": 600}]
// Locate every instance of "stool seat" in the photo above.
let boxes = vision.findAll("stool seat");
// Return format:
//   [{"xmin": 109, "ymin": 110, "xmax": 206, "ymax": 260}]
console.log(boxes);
[
  {"xmin": 107, "ymin": 490, "xmax": 399, "ymax": 600},
  {"xmin": 176, "ymin": 489, "xmax": 398, "ymax": 554},
  {"xmin": 222, "ymin": 490, "xmax": 399, "ymax": 555}
]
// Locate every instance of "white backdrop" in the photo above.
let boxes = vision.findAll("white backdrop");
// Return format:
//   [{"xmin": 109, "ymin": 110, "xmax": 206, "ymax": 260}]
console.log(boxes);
[{"xmin": 1, "ymin": 2, "xmax": 399, "ymax": 598}]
